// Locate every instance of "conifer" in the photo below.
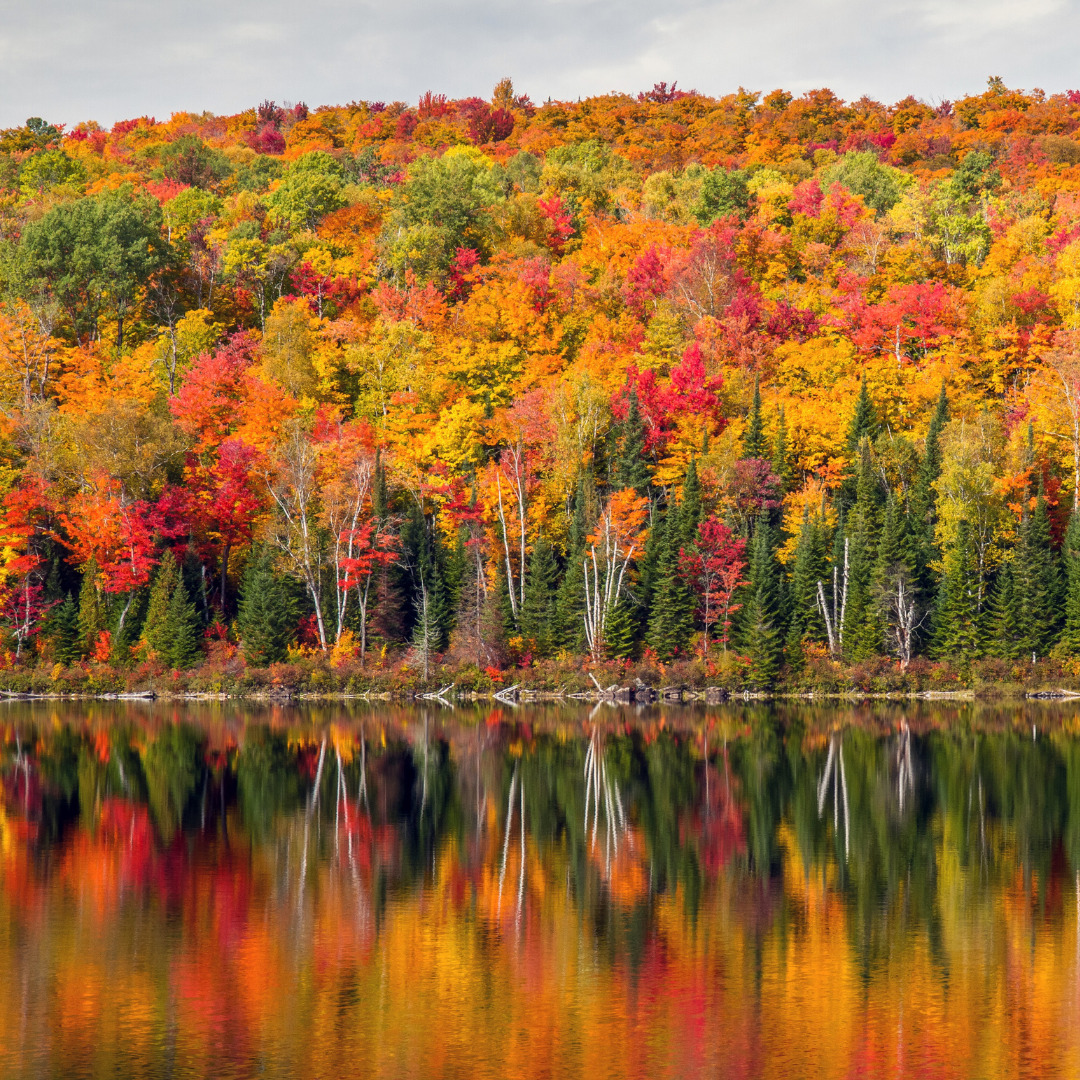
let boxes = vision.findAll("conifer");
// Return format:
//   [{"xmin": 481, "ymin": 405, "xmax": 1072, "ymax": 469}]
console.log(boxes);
[
  {"xmin": 785, "ymin": 511, "xmax": 827, "ymax": 662},
  {"xmin": 519, "ymin": 535, "xmax": 560, "ymax": 657},
  {"xmin": 771, "ymin": 405, "xmax": 793, "ymax": 493},
  {"xmin": 1013, "ymin": 486, "xmax": 1061, "ymax": 658},
  {"xmin": 77, "ymin": 558, "xmax": 107, "ymax": 655},
  {"xmin": 742, "ymin": 378, "xmax": 766, "ymax": 459},
  {"xmin": 1063, "ymin": 511, "xmax": 1080, "ymax": 653},
  {"xmin": 739, "ymin": 519, "xmax": 785, "ymax": 684},
  {"xmin": 612, "ymin": 390, "xmax": 651, "ymax": 493},
  {"xmin": 932, "ymin": 520, "xmax": 984, "ymax": 661},
  {"xmin": 49, "ymin": 593, "xmax": 81, "ymax": 665},
  {"xmin": 141, "ymin": 550, "xmax": 181, "ymax": 661},
  {"xmin": 554, "ymin": 481, "xmax": 589, "ymax": 653},
  {"xmin": 164, "ymin": 576, "xmax": 202, "ymax": 669},
  {"xmin": 237, "ymin": 553, "xmax": 297, "ymax": 665}
]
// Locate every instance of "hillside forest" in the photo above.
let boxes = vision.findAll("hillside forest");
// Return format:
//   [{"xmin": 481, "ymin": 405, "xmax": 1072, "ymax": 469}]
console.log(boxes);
[{"xmin": 3, "ymin": 77, "xmax": 1080, "ymax": 691}]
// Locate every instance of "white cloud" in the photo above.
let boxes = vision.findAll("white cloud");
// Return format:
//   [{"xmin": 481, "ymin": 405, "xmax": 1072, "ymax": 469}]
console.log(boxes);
[{"xmin": 0, "ymin": 0, "xmax": 1078, "ymax": 128}]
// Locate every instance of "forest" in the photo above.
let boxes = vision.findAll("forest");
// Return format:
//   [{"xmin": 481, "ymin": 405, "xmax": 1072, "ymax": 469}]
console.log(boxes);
[{"xmin": 2, "ymin": 76, "xmax": 1080, "ymax": 692}]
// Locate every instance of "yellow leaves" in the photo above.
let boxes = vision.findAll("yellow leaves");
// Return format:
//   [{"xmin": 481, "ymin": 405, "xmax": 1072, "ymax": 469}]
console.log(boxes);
[
  {"xmin": 587, "ymin": 488, "xmax": 649, "ymax": 552},
  {"xmin": 56, "ymin": 343, "xmax": 158, "ymax": 415},
  {"xmin": 425, "ymin": 396, "xmax": 488, "ymax": 473},
  {"xmin": 1049, "ymin": 238, "xmax": 1080, "ymax": 328},
  {"xmin": 0, "ymin": 300, "xmax": 62, "ymax": 408}
]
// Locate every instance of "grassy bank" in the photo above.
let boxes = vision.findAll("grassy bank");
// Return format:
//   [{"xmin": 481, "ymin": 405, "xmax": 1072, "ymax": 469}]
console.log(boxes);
[{"xmin": 2, "ymin": 648, "xmax": 1079, "ymax": 700}]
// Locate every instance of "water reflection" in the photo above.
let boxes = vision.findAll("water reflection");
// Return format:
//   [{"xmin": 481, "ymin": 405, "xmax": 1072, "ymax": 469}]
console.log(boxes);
[{"xmin": 2, "ymin": 702, "xmax": 1080, "ymax": 1078}]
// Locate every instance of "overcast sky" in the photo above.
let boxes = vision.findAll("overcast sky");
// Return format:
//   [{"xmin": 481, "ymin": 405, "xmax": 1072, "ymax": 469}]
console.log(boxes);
[{"xmin": 0, "ymin": 0, "xmax": 1076, "ymax": 129}]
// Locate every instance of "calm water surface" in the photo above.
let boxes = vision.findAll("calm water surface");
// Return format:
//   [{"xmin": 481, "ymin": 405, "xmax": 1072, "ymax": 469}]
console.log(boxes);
[{"xmin": 2, "ymin": 700, "xmax": 1080, "ymax": 1079}]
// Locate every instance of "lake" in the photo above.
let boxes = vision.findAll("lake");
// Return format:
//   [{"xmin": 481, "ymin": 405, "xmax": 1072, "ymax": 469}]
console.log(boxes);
[{"xmin": 2, "ymin": 700, "xmax": 1079, "ymax": 1079}]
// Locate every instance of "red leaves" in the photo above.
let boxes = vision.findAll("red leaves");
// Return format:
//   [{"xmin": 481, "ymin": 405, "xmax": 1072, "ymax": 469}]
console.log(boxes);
[
  {"xmin": 613, "ymin": 342, "xmax": 726, "ymax": 453},
  {"xmin": 623, "ymin": 244, "xmax": 669, "ymax": 319},
  {"xmin": 537, "ymin": 195, "xmax": 574, "ymax": 254},
  {"xmin": 169, "ymin": 333, "xmax": 258, "ymax": 452},
  {"xmin": 678, "ymin": 516, "xmax": 748, "ymax": 656}
]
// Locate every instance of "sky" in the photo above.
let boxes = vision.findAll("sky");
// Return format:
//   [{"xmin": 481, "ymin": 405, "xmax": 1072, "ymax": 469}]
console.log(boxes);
[{"xmin": 0, "ymin": 0, "xmax": 1077, "ymax": 128}]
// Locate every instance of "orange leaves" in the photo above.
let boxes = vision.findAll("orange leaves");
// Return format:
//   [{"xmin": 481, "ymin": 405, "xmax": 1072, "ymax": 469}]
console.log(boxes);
[{"xmin": 587, "ymin": 487, "xmax": 649, "ymax": 554}]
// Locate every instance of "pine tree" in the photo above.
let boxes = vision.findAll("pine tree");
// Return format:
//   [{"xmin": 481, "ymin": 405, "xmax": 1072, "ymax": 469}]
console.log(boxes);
[
  {"xmin": 77, "ymin": 558, "xmax": 107, "ymax": 655},
  {"xmin": 141, "ymin": 550, "xmax": 181, "ymax": 660},
  {"xmin": 771, "ymin": 405, "xmax": 793, "ymax": 493},
  {"xmin": 1013, "ymin": 486, "xmax": 1062, "ymax": 658},
  {"xmin": 612, "ymin": 390, "xmax": 651, "ymax": 493},
  {"xmin": 785, "ymin": 511, "xmax": 827, "ymax": 661},
  {"xmin": 842, "ymin": 442, "xmax": 883, "ymax": 658},
  {"xmin": 604, "ymin": 593, "xmax": 638, "ymax": 660},
  {"xmin": 48, "ymin": 593, "xmax": 81, "ymax": 665},
  {"xmin": 519, "ymin": 535, "xmax": 560, "ymax": 657},
  {"xmin": 932, "ymin": 520, "xmax": 984, "ymax": 661},
  {"xmin": 555, "ymin": 477, "xmax": 593, "ymax": 654},
  {"xmin": 842, "ymin": 377, "xmax": 879, "ymax": 505},
  {"xmin": 743, "ymin": 378, "xmax": 765, "ymax": 459},
  {"xmin": 678, "ymin": 458, "xmax": 703, "ymax": 548},
  {"xmin": 739, "ymin": 519, "xmax": 785, "ymax": 685},
  {"xmin": 1063, "ymin": 511, "xmax": 1080, "ymax": 653},
  {"xmin": 163, "ymin": 577, "xmax": 202, "ymax": 668},
  {"xmin": 987, "ymin": 558, "xmax": 1022, "ymax": 660},
  {"xmin": 646, "ymin": 508, "xmax": 688, "ymax": 659},
  {"xmin": 237, "ymin": 553, "xmax": 297, "ymax": 665},
  {"xmin": 911, "ymin": 385, "xmax": 949, "ymax": 593}
]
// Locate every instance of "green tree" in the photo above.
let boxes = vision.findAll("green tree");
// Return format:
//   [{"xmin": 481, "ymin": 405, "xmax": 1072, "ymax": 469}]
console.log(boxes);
[
  {"xmin": 932, "ymin": 520, "xmax": 985, "ymax": 661},
  {"xmin": 1063, "ymin": 512, "xmax": 1080, "ymax": 654},
  {"xmin": 236, "ymin": 553, "xmax": 297, "ymax": 665},
  {"xmin": 611, "ymin": 390, "xmax": 651, "ymax": 493},
  {"xmin": 519, "ymin": 535, "xmax": 560, "ymax": 657},
  {"xmin": 693, "ymin": 167, "xmax": 750, "ymax": 223},
  {"xmin": 164, "ymin": 576, "xmax": 202, "ymax": 669},
  {"xmin": 743, "ymin": 378, "xmax": 766, "ymax": 459},
  {"xmin": 140, "ymin": 550, "xmax": 180, "ymax": 660},
  {"xmin": 77, "ymin": 559, "xmax": 107, "ymax": 656},
  {"xmin": 18, "ymin": 186, "xmax": 168, "ymax": 348},
  {"xmin": 739, "ymin": 519, "xmax": 785, "ymax": 686}
]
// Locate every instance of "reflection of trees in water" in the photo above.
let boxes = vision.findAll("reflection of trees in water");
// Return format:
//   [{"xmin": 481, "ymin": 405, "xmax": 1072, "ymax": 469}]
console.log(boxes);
[{"xmin": 8, "ymin": 705, "xmax": 1080, "ymax": 948}]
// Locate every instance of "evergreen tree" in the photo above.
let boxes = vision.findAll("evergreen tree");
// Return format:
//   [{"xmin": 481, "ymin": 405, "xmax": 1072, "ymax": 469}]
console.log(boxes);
[
  {"xmin": 842, "ymin": 442, "xmax": 884, "ymax": 658},
  {"xmin": 987, "ymin": 559, "xmax": 1022, "ymax": 660},
  {"xmin": 519, "ymin": 535, "xmax": 560, "ymax": 657},
  {"xmin": 237, "ymin": 553, "xmax": 297, "ymax": 665},
  {"xmin": 141, "ymin": 550, "xmax": 181, "ymax": 660},
  {"xmin": 604, "ymin": 593, "xmax": 638, "ymax": 660},
  {"xmin": 842, "ymin": 377, "xmax": 879, "ymax": 505},
  {"xmin": 1012, "ymin": 487, "xmax": 1061, "ymax": 658},
  {"xmin": 554, "ymin": 481, "xmax": 589, "ymax": 654},
  {"xmin": 739, "ymin": 519, "xmax": 785, "ymax": 684},
  {"xmin": 1063, "ymin": 511, "xmax": 1080, "ymax": 653},
  {"xmin": 911, "ymin": 384, "xmax": 949, "ymax": 593},
  {"xmin": 785, "ymin": 511, "xmax": 827, "ymax": 662},
  {"xmin": 743, "ymin": 378, "xmax": 765, "ymax": 459},
  {"xmin": 932, "ymin": 520, "xmax": 984, "ymax": 661},
  {"xmin": 48, "ymin": 593, "xmax": 81, "ymax": 665},
  {"xmin": 646, "ymin": 465, "xmax": 702, "ymax": 658},
  {"xmin": 612, "ymin": 390, "xmax": 651, "ymax": 493},
  {"xmin": 77, "ymin": 558, "xmax": 107, "ymax": 655},
  {"xmin": 771, "ymin": 405, "xmax": 793, "ymax": 493},
  {"xmin": 163, "ymin": 577, "xmax": 202, "ymax": 668}
]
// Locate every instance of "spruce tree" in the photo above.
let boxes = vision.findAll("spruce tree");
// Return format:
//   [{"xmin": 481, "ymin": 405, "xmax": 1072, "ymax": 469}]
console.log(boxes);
[
  {"xmin": 141, "ymin": 550, "xmax": 181, "ymax": 660},
  {"xmin": 911, "ymin": 385, "xmax": 949, "ymax": 593},
  {"xmin": 932, "ymin": 520, "xmax": 984, "ymax": 661},
  {"xmin": 743, "ymin": 378, "xmax": 766, "ymax": 459},
  {"xmin": 987, "ymin": 559, "xmax": 1022, "ymax": 660},
  {"xmin": 785, "ymin": 511, "xmax": 827, "ymax": 661},
  {"xmin": 604, "ymin": 593, "xmax": 638, "ymax": 660},
  {"xmin": 77, "ymin": 558, "xmax": 107, "ymax": 655},
  {"xmin": 646, "ymin": 507, "xmax": 688, "ymax": 659},
  {"xmin": 237, "ymin": 553, "xmax": 297, "ymax": 665},
  {"xmin": 612, "ymin": 391, "xmax": 651, "ymax": 494},
  {"xmin": 739, "ymin": 519, "xmax": 785, "ymax": 685},
  {"xmin": 554, "ymin": 480, "xmax": 589, "ymax": 654},
  {"xmin": 842, "ymin": 377, "xmax": 879, "ymax": 505},
  {"xmin": 771, "ymin": 405, "xmax": 793, "ymax": 493},
  {"xmin": 1063, "ymin": 511, "xmax": 1080, "ymax": 653},
  {"xmin": 48, "ymin": 593, "xmax": 81, "ymax": 665},
  {"xmin": 841, "ymin": 441, "xmax": 883, "ymax": 658},
  {"xmin": 1013, "ymin": 486, "xmax": 1062, "ymax": 658},
  {"xmin": 519, "ymin": 535, "xmax": 560, "ymax": 657},
  {"xmin": 163, "ymin": 577, "xmax": 202, "ymax": 669}
]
